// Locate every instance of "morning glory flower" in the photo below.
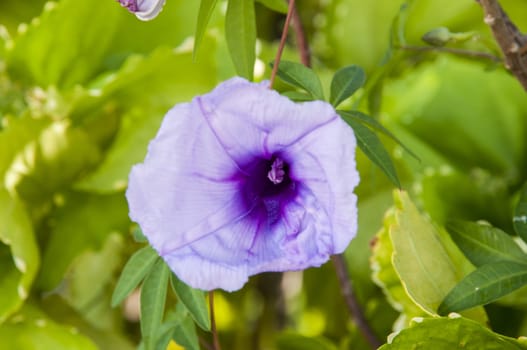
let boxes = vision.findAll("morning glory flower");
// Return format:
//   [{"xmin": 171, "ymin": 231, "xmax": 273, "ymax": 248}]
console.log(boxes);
[
  {"xmin": 126, "ymin": 78, "xmax": 359, "ymax": 291},
  {"xmin": 116, "ymin": 0, "xmax": 165, "ymax": 21}
]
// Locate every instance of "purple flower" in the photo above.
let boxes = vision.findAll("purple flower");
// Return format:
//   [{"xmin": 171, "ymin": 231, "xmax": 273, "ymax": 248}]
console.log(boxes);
[
  {"xmin": 116, "ymin": 0, "xmax": 165, "ymax": 21},
  {"xmin": 126, "ymin": 78, "xmax": 359, "ymax": 291}
]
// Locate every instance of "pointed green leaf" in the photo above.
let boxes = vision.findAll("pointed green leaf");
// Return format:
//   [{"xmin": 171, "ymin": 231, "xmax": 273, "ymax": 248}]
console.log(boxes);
[
  {"xmin": 172, "ymin": 304, "xmax": 200, "ymax": 350},
  {"xmin": 255, "ymin": 0, "xmax": 288, "ymax": 13},
  {"xmin": 0, "ymin": 189, "xmax": 39, "ymax": 323},
  {"xmin": 275, "ymin": 61, "xmax": 324, "ymax": 100},
  {"xmin": 170, "ymin": 274, "xmax": 210, "ymax": 331},
  {"xmin": 141, "ymin": 259, "xmax": 170, "ymax": 350},
  {"xmin": 132, "ymin": 226, "xmax": 148, "ymax": 243},
  {"xmin": 282, "ymin": 90, "xmax": 314, "ymax": 102},
  {"xmin": 111, "ymin": 245, "xmax": 158, "ymax": 307},
  {"xmin": 447, "ymin": 221, "xmax": 527, "ymax": 267},
  {"xmin": 342, "ymin": 115, "xmax": 400, "ymax": 187},
  {"xmin": 338, "ymin": 110, "xmax": 419, "ymax": 161},
  {"xmin": 225, "ymin": 0, "xmax": 256, "ymax": 80},
  {"xmin": 330, "ymin": 65, "xmax": 365, "ymax": 107},
  {"xmin": 439, "ymin": 261, "xmax": 527, "ymax": 314},
  {"xmin": 514, "ymin": 182, "xmax": 527, "ymax": 242},
  {"xmin": 194, "ymin": 0, "xmax": 219, "ymax": 57},
  {"xmin": 379, "ymin": 316, "xmax": 527, "ymax": 350}
]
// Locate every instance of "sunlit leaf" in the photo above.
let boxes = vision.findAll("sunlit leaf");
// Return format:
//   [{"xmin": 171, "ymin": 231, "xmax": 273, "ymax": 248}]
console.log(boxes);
[
  {"xmin": 5, "ymin": 123, "xmax": 101, "ymax": 203},
  {"xmin": 141, "ymin": 259, "xmax": 170, "ymax": 350},
  {"xmin": 370, "ymin": 207, "xmax": 427, "ymax": 326},
  {"xmin": 439, "ymin": 261, "xmax": 527, "ymax": 314},
  {"xmin": 514, "ymin": 182, "xmax": 527, "ymax": 243},
  {"xmin": 338, "ymin": 110, "xmax": 419, "ymax": 161},
  {"xmin": 447, "ymin": 220, "xmax": 527, "ymax": 266},
  {"xmin": 225, "ymin": 0, "xmax": 256, "ymax": 80},
  {"xmin": 37, "ymin": 192, "xmax": 129, "ymax": 291},
  {"xmin": 0, "ymin": 304, "xmax": 98, "ymax": 350},
  {"xmin": 6, "ymin": 0, "xmax": 121, "ymax": 88},
  {"xmin": 330, "ymin": 65, "xmax": 365, "ymax": 107},
  {"xmin": 73, "ymin": 44, "xmax": 218, "ymax": 193},
  {"xmin": 0, "ymin": 189, "xmax": 39, "ymax": 323},
  {"xmin": 343, "ymin": 115, "xmax": 400, "ymax": 187},
  {"xmin": 389, "ymin": 191, "xmax": 486, "ymax": 322},
  {"xmin": 194, "ymin": 0, "xmax": 219, "ymax": 57},
  {"xmin": 275, "ymin": 61, "xmax": 324, "ymax": 100},
  {"xmin": 111, "ymin": 245, "xmax": 158, "ymax": 307},
  {"xmin": 379, "ymin": 316, "xmax": 527, "ymax": 350},
  {"xmin": 170, "ymin": 274, "xmax": 210, "ymax": 331}
]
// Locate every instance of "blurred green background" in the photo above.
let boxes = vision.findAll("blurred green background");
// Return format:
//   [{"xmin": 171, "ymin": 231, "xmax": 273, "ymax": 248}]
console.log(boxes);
[{"xmin": 1, "ymin": 0, "xmax": 527, "ymax": 349}]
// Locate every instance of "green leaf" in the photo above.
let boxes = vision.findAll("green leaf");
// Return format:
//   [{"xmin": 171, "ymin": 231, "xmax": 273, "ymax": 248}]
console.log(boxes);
[
  {"xmin": 170, "ymin": 274, "xmax": 210, "ymax": 331},
  {"xmin": 0, "ymin": 189, "xmax": 39, "ymax": 323},
  {"xmin": 447, "ymin": 220, "xmax": 527, "ymax": 266},
  {"xmin": 5, "ymin": 123, "xmax": 102, "ymax": 203},
  {"xmin": 171, "ymin": 304, "xmax": 200, "ymax": 350},
  {"xmin": 338, "ymin": 110, "xmax": 419, "ymax": 161},
  {"xmin": 276, "ymin": 333, "xmax": 337, "ymax": 350},
  {"xmin": 0, "ymin": 304, "xmax": 98, "ymax": 350},
  {"xmin": 282, "ymin": 90, "xmax": 314, "ymax": 102},
  {"xmin": 370, "ymin": 207, "xmax": 428, "ymax": 326},
  {"xmin": 225, "ymin": 0, "xmax": 256, "ymax": 80},
  {"xmin": 6, "ymin": 0, "xmax": 121, "ymax": 88},
  {"xmin": 111, "ymin": 245, "xmax": 158, "ymax": 307},
  {"xmin": 37, "ymin": 192, "xmax": 129, "ymax": 291},
  {"xmin": 275, "ymin": 61, "xmax": 324, "ymax": 100},
  {"xmin": 132, "ymin": 226, "xmax": 148, "ymax": 243},
  {"xmin": 379, "ymin": 316, "xmax": 527, "ymax": 350},
  {"xmin": 514, "ymin": 182, "xmax": 527, "ymax": 242},
  {"xmin": 343, "ymin": 115, "xmax": 400, "ymax": 187},
  {"xmin": 389, "ymin": 191, "xmax": 486, "ymax": 322},
  {"xmin": 330, "ymin": 65, "xmax": 365, "ymax": 107},
  {"xmin": 255, "ymin": 0, "xmax": 288, "ymax": 13},
  {"xmin": 73, "ymin": 44, "xmax": 218, "ymax": 193},
  {"xmin": 439, "ymin": 261, "xmax": 527, "ymax": 314},
  {"xmin": 141, "ymin": 259, "xmax": 170, "ymax": 350},
  {"xmin": 194, "ymin": 0, "xmax": 219, "ymax": 57}
]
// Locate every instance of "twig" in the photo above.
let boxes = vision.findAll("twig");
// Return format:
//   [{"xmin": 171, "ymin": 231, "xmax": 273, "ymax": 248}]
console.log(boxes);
[
  {"xmin": 269, "ymin": 0, "xmax": 296, "ymax": 89},
  {"xmin": 209, "ymin": 291, "xmax": 222, "ymax": 350},
  {"xmin": 291, "ymin": 3, "xmax": 311, "ymax": 67},
  {"xmin": 476, "ymin": 0, "xmax": 527, "ymax": 91},
  {"xmin": 332, "ymin": 255, "xmax": 382, "ymax": 349},
  {"xmin": 398, "ymin": 44, "xmax": 501, "ymax": 63},
  {"xmin": 199, "ymin": 337, "xmax": 214, "ymax": 350}
]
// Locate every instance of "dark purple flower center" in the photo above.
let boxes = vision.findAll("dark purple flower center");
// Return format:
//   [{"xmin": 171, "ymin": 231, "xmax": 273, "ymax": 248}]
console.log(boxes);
[
  {"xmin": 241, "ymin": 155, "xmax": 296, "ymax": 225},
  {"xmin": 117, "ymin": 0, "xmax": 138, "ymax": 12}
]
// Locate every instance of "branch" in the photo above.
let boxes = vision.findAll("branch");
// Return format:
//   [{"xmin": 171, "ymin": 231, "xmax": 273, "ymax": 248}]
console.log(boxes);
[
  {"xmin": 477, "ymin": 0, "xmax": 527, "ymax": 91},
  {"xmin": 398, "ymin": 44, "xmax": 501, "ymax": 63},
  {"xmin": 332, "ymin": 255, "xmax": 382, "ymax": 349}
]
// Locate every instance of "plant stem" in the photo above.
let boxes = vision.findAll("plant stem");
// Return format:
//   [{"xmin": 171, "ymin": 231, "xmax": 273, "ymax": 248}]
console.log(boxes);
[
  {"xmin": 209, "ymin": 291, "xmax": 222, "ymax": 350},
  {"xmin": 398, "ymin": 44, "xmax": 501, "ymax": 62},
  {"xmin": 291, "ymin": 3, "xmax": 310, "ymax": 67},
  {"xmin": 332, "ymin": 255, "xmax": 382, "ymax": 349},
  {"xmin": 269, "ymin": 0, "xmax": 296, "ymax": 89},
  {"xmin": 476, "ymin": 0, "xmax": 527, "ymax": 91}
]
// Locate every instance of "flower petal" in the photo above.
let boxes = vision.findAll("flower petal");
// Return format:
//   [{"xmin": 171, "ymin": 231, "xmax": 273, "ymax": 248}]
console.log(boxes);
[
  {"xmin": 126, "ymin": 102, "xmax": 248, "ymax": 255},
  {"xmin": 284, "ymin": 117, "xmax": 359, "ymax": 253},
  {"xmin": 117, "ymin": 0, "xmax": 166, "ymax": 21},
  {"xmin": 197, "ymin": 78, "xmax": 339, "ymax": 169}
]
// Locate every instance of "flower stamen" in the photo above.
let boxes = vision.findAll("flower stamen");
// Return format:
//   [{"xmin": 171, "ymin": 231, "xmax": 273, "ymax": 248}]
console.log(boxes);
[{"xmin": 267, "ymin": 157, "xmax": 285, "ymax": 184}]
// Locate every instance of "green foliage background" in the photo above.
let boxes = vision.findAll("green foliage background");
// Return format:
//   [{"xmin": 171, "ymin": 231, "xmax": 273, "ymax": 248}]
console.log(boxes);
[{"xmin": 1, "ymin": 0, "xmax": 527, "ymax": 349}]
